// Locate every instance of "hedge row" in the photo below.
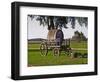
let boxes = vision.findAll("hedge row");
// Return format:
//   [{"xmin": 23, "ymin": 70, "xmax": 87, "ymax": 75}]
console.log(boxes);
[{"xmin": 72, "ymin": 52, "xmax": 88, "ymax": 58}]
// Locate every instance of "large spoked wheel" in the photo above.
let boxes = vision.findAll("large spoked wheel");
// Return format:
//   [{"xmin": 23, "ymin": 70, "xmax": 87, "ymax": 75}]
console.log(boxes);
[
  {"xmin": 40, "ymin": 42, "xmax": 48, "ymax": 56},
  {"xmin": 53, "ymin": 48, "xmax": 60, "ymax": 56}
]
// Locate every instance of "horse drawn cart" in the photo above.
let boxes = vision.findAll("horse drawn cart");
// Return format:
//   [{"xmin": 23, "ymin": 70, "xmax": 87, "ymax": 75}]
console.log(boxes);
[{"xmin": 40, "ymin": 29, "xmax": 72, "ymax": 56}]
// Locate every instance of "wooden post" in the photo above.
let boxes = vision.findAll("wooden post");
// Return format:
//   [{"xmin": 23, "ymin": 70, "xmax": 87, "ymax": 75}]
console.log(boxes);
[
  {"xmin": 66, "ymin": 39, "xmax": 70, "ymax": 47},
  {"xmin": 69, "ymin": 39, "xmax": 70, "ymax": 47}
]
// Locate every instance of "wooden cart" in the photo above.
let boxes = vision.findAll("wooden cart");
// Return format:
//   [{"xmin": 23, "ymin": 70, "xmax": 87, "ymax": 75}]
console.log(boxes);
[{"xmin": 40, "ymin": 29, "xmax": 72, "ymax": 56}]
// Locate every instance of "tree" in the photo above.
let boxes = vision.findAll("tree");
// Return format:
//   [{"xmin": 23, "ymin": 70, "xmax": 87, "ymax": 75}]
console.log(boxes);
[
  {"xmin": 35, "ymin": 16, "xmax": 68, "ymax": 30},
  {"xmin": 71, "ymin": 31, "xmax": 87, "ymax": 41},
  {"xmin": 28, "ymin": 15, "xmax": 88, "ymax": 30}
]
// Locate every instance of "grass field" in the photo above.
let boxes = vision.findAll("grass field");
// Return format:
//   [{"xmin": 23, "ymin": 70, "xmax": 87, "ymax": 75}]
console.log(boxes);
[{"xmin": 28, "ymin": 41, "xmax": 88, "ymax": 66}]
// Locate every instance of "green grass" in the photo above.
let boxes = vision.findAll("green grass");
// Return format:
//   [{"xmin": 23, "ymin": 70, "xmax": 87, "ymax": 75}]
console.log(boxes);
[
  {"xmin": 70, "ymin": 41, "xmax": 87, "ymax": 48},
  {"xmin": 28, "ymin": 41, "xmax": 88, "ymax": 66},
  {"xmin": 72, "ymin": 50, "xmax": 87, "ymax": 54},
  {"xmin": 28, "ymin": 43, "xmax": 40, "ymax": 48},
  {"xmin": 28, "ymin": 50, "xmax": 87, "ymax": 66}
]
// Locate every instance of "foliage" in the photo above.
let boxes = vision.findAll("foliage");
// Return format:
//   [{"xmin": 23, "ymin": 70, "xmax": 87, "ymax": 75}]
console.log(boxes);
[
  {"xmin": 71, "ymin": 31, "xmax": 87, "ymax": 41},
  {"xmin": 83, "ymin": 53, "xmax": 88, "ymax": 58},
  {"xmin": 73, "ymin": 52, "xmax": 82, "ymax": 58},
  {"xmin": 28, "ymin": 15, "xmax": 88, "ymax": 30}
]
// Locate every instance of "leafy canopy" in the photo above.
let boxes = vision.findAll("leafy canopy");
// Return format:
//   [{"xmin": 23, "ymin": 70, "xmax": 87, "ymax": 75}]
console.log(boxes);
[{"xmin": 28, "ymin": 15, "xmax": 88, "ymax": 30}]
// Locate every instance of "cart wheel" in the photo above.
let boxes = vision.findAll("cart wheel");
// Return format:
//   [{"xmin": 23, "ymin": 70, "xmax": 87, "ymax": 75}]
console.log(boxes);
[
  {"xmin": 53, "ymin": 48, "xmax": 60, "ymax": 56},
  {"xmin": 67, "ymin": 47, "xmax": 72, "ymax": 56},
  {"xmin": 40, "ymin": 42, "xmax": 48, "ymax": 56}
]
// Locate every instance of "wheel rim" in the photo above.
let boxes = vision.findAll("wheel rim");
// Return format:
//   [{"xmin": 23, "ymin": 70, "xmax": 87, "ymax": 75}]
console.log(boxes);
[
  {"xmin": 40, "ymin": 43, "xmax": 48, "ymax": 56},
  {"xmin": 53, "ymin": 48, "xmax": 59, "ymax": 56},
  {"xmin": 66, "ymin": 47, "xmax": 72, "ymax": 56}
]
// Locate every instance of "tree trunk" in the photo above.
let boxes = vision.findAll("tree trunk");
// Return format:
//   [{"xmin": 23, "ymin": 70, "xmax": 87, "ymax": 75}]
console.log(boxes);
[{"xmin": 47, "ymin": 16, "xmax": 54, "ymax": 30}]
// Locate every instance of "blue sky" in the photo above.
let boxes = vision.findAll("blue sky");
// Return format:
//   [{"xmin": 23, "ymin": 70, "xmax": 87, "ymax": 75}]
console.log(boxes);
[{"xmin": 27, "ymin": 16, "xmax": 88, "ymax": 39}]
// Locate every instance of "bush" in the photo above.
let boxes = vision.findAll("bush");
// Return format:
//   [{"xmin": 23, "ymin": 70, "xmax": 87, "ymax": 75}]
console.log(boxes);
[
  {"xmin": 82, "ymin": 53, "xmax": 88, "ymax": 58},
  {"xmin": 73, "ymin": 52, "xmax": 88, "ymax": 58},
  {"xmin": 73, "ymin": 52, "xmax": 78, "ymax": 58},
  {"xmin": 73, "ymin": 52, "xmax": 83, "ymax": 58}
]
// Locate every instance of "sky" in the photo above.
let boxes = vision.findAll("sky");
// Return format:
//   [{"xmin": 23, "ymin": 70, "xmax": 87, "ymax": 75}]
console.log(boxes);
[{"xmin": 27, "ymin": 16, "xmax": 88, "ymax": 40}]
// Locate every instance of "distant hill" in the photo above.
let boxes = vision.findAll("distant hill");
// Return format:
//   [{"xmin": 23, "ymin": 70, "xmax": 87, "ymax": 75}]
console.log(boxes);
[{"xmin": 28, "ymin": 38, "xmax": 46, "ymax": 41}]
